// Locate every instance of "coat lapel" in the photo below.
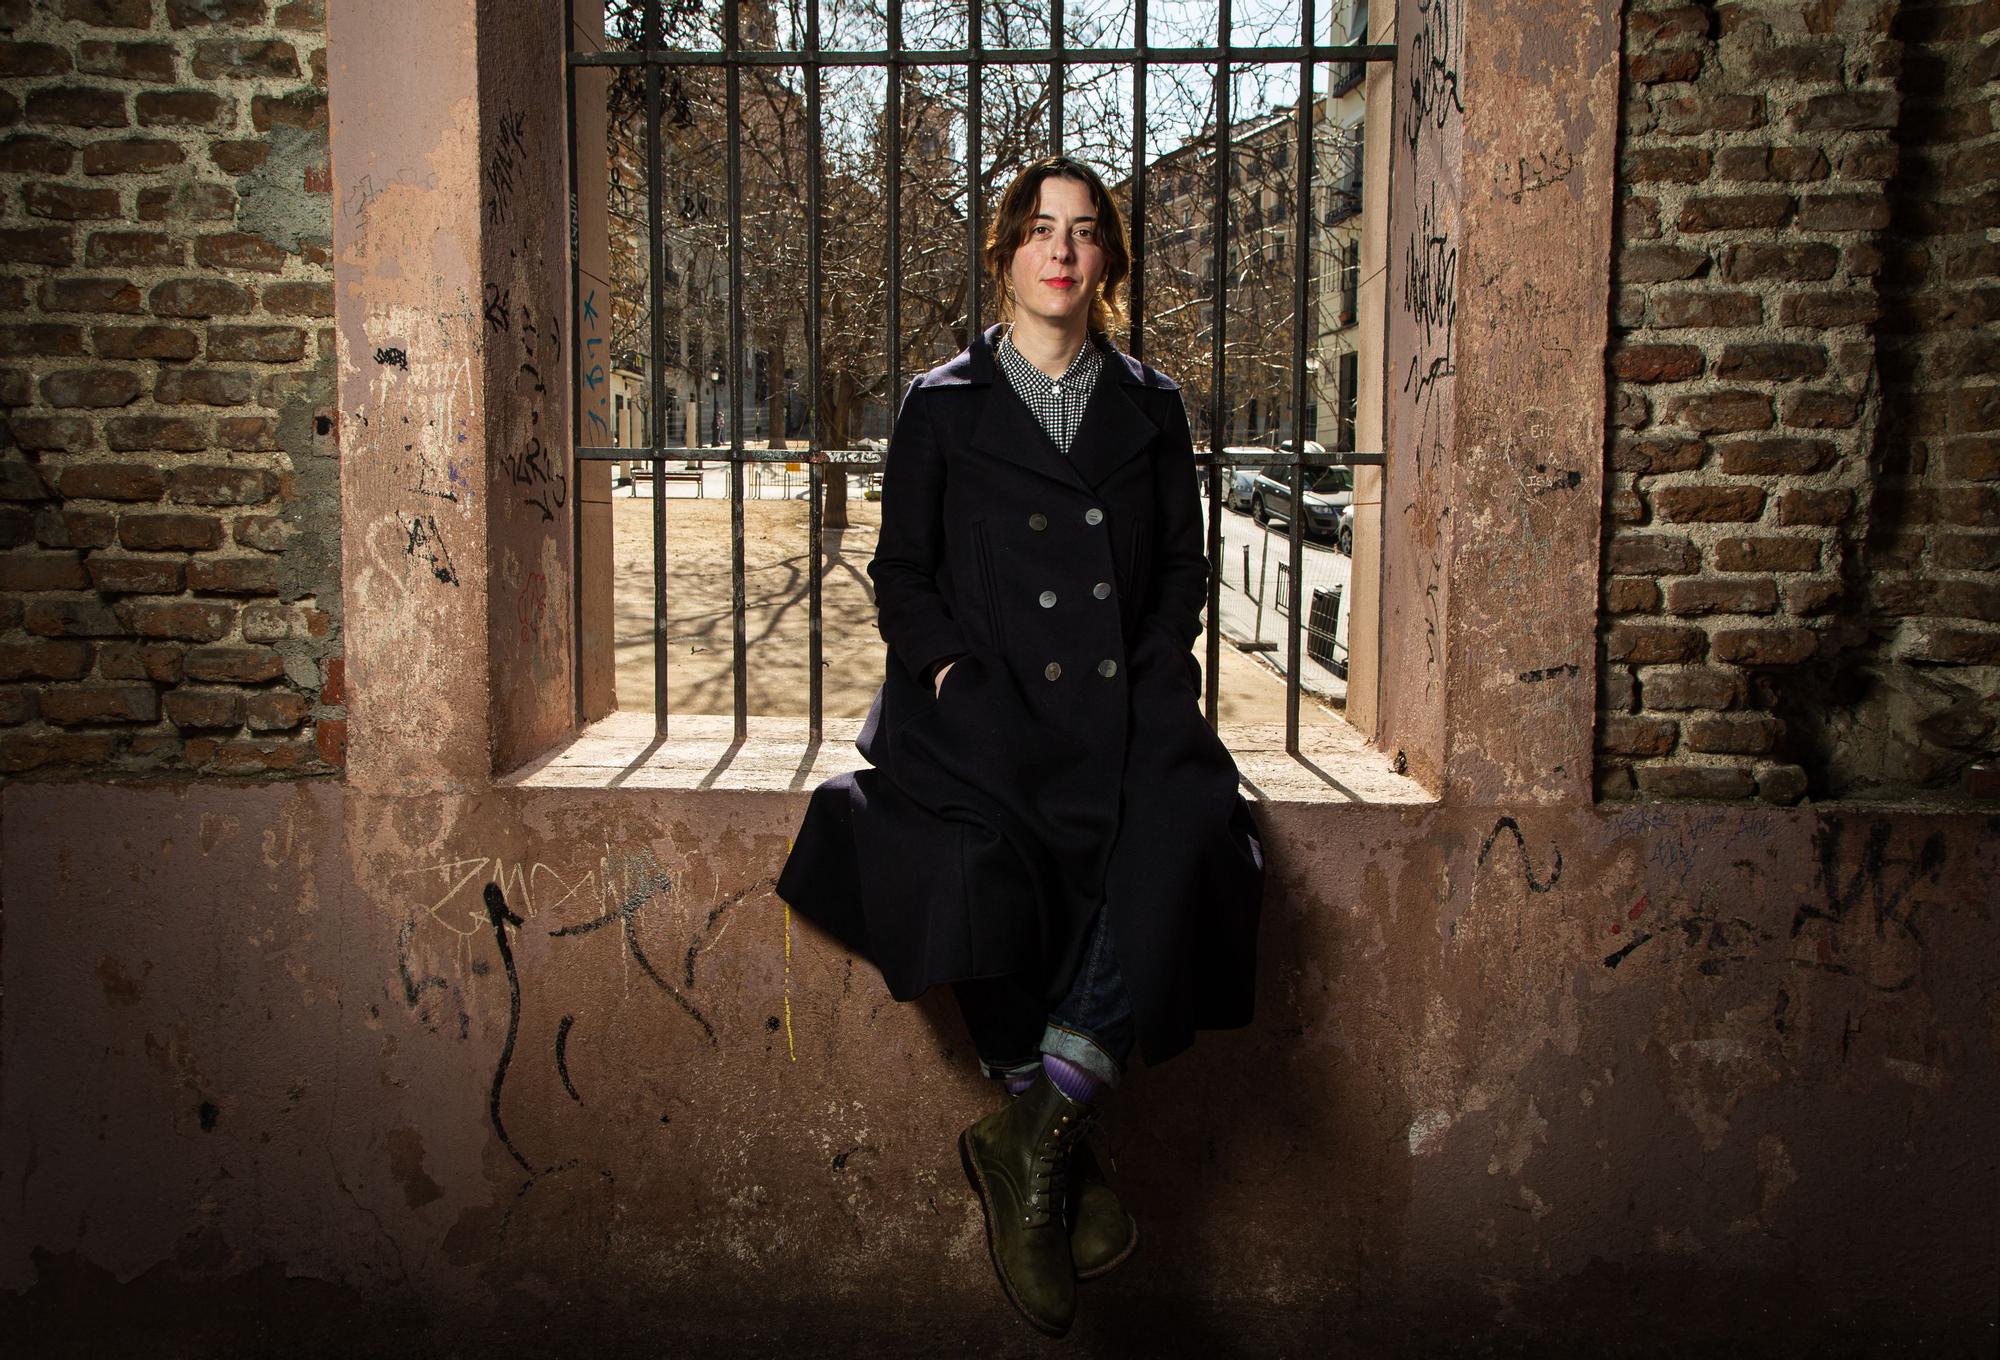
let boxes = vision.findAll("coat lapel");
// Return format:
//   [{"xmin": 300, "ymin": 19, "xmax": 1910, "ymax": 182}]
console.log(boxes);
[
  {"xmin": 1066, "ymin": 360, "xmax": 1162, "ymax": 489},
  {"xmin": 959, "ymin": 323, "xmax": 1163, "ymax": 491},
  {"xmin": 968, "ymin": 379, "xmax": 1089, "ymax": 492}
]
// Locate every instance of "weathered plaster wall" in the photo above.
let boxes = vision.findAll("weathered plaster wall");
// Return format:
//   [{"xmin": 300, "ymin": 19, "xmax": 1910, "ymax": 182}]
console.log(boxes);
[
  {"xmin": 476, "ymin": 0, "xmax": 578, "ymax": 770},
  {"xmin": 3, "ymin": 2, "xmax": 1996, "ymax": 1355},
  {"xmin": 2, "ymin": 787, "xmax": 1993, "ymax": 1352},
  {"xmin": 326, "ymin": 0, "xmax": 491, "ymax": 789},
  {"xmin": 1378, "ymin": 0, "xmax": 1464, "ymax": 791}
]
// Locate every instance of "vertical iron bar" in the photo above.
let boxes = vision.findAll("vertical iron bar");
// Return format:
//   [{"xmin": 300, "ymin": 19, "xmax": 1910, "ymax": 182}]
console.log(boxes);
[
  {"xmin": 645, "ymin": 0, "xmax": 669, "ymax": 738},
  {"xmin": 1204, "ymin": 0, "xmax": 1231, "ymax": 727},
  {"xmin": 805, "ymin": 0, "xmax": 824, "ymax": 743},
  {"xmin": 1049, "ymin": 0, "xmax": 1063, "ymax": 155},
  {"xmin": 1286, "ymin": 0, "xmax": 1315, "ymax": 757},
  {"xmin": 1128, "ymin": 0, "xmax": 1146, "ymax": 359},
  {"xmin": 566, "ymin": 0, "xmax": 584, "ymax": 729},
  {"xmin": 966, "ymin": 0, "xmax": 983, "ymax": 343},
  {"xmin": 725, "ymin": 0, "xmax": 748, "ymax": 740},
  {"xmin": 887, "ymin": 0, "xmax": 902, "ymax": 404}
]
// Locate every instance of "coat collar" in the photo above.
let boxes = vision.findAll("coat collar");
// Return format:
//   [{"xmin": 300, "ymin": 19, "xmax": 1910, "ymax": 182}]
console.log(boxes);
[
  {"xmin": 930, "ymin": 323, "xmax": 1173, "ymax": 491},
  {"xmin": 918, "ymin": 322, "xmax": 1180, "ymax": 393}
]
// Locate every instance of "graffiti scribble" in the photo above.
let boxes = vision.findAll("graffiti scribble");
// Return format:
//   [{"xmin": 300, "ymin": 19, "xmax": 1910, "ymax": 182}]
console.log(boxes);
[{"xmin": 1477, "ymin": 816, "xmax": 1563, "ymax": 893}]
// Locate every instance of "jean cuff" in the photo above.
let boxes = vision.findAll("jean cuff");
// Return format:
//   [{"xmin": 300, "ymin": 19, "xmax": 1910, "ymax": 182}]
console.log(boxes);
[
  {"xmin": 1039, "ymin": 1021, "xmax": 1123, "ymax": 1090},
  {"xmin": 978, "ymin": 1054, "xmax": 1042, "ymax": 1083}
]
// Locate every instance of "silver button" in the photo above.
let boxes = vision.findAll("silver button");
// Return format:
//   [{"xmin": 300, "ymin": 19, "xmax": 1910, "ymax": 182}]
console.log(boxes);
[
  {"xmin": 1084, "ymin": 508, "xmax": 1104, "ymax": 526},
  {"xmin": 1038, "ymin": 590, "xmax": 1057, "ymax": 608},
  {"xmin": 1028, "ymin": 513, "xmax": 1048, "ymax": 531},
  {"xmin": 1097, "ymin": 659, "xmax": 1118, "ymax": 678},
  {"xmin": 1092, "ymin": 581, "xmax": 1110, "ymax": 599},
  {"xmin": 1044, "ymin": 661, "xmax": 1062, "ymax": 681}
]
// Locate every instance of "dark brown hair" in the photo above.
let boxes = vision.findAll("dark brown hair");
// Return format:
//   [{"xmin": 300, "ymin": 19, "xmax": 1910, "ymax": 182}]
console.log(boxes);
[{"xmin": 983, "ymin": 155, "xmax": 1131, "ymax": 336}]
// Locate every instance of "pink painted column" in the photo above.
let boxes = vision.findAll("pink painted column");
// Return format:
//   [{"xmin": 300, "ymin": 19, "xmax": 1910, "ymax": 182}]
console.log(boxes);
[
  {"xmin": 329, "ymin": 0, "xmax": 579, "ymax": 788},
  {"xmin": 1378, "ymin": 0, "xmax": 1621, "ymax": 802}
]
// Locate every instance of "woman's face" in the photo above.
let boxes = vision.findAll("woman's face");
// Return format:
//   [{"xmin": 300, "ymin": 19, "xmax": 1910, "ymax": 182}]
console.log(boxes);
[{"xmin": 1006, "ymin": 175, "xmax": 1107, "ymax": 332}]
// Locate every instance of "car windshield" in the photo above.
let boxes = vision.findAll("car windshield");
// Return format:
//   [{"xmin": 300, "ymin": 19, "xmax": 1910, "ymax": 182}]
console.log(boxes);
[{"xmin": 1309, "ymin": 467, "xmax": 1353, "ymax": 495}]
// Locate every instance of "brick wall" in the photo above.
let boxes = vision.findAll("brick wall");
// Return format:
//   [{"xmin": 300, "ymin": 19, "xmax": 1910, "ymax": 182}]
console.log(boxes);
[
  {"xmin": 0, "ymin": 0, "xmax": 341, "ymax": 777},
  {"xmin": 1599, "ymin": 0, "xmax": 1998, "ymax": 801}
]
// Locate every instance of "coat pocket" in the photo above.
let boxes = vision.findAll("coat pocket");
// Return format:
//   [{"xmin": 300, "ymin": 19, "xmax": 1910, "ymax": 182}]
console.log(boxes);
[{"xmin": 972, "ymin": 519, "xmax": 1006, "ymax": 648}]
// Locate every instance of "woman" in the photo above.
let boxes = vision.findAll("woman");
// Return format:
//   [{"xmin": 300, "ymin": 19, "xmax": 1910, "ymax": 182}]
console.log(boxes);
[{"xmin": 777, "ymin": 155, "xmax": 1264, "ymax": 1337}]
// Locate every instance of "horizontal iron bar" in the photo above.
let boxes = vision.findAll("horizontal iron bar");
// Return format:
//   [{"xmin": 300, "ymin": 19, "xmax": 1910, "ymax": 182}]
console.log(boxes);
[
  {"xmin": 578, "ymin": 445, "xmax": 886, "ymax": 463},
  {"xmin": 577, "ymin": 446, "xmax": 1385, "ymax": 467},
  {"xmin": 572, "ymin": 43, "xmax": 1397, "ymax": 68}
]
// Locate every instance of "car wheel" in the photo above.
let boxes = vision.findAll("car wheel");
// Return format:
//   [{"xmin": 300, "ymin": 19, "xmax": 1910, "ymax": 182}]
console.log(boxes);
[
  {"xmin": 1339, "ymin": 521, "xmax": 1353, "ymax": 556},
  {"xmin": 1251, "ymin": 493, "xmax": 1268, "ymax": 525}
]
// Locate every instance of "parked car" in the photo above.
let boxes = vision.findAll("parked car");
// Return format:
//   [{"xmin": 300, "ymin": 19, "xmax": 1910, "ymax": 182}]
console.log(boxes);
[
  {"xmin": 1217, "ymin": 447, "xmax": 1276, "ymax": 513},
  {"xmin": 1250, "ymin": 464, "xmax": 1354, "ymax": 547}
]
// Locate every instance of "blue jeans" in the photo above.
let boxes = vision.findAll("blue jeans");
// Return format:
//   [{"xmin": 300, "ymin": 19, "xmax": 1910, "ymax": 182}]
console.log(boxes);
[{"xmin": 954, "ymin": 906, "xmax": 1136, "ymax": 1090}]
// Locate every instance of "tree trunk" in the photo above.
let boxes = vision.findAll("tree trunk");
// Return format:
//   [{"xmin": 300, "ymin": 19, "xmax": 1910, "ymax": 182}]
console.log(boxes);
[
  {"xmin": 822, "ymin": 376, "xmax": 851, "ymax": 531},
  {"xmin": 765, "ymin": 328, "xmax": 787, "ymax": 450}
]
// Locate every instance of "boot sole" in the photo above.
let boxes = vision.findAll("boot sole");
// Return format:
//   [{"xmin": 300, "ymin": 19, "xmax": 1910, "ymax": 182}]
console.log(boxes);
[
  {"xmin": 1075, "ymin": 1215, "xmax": 1139, "ymax": 1281},
  {"xmin": 958, "ymin": 1126, "xmax": 1072, "ymax": 1340}
]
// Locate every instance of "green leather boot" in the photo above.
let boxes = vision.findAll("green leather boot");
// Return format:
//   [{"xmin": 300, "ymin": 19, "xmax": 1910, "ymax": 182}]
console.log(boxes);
[
  {"xmin": 959, "ymin": 1069, "xmax": 1092, "ymax": 1337},
  {"xmin": 1068, "ymin": 1135, "xmax": 1139, "ymax": 1280}
]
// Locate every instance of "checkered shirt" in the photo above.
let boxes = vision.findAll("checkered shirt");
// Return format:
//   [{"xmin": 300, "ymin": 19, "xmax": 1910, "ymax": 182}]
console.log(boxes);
[{"xmin": 996, "ymin": 326, "xmax": 1104, "ymax": 457}]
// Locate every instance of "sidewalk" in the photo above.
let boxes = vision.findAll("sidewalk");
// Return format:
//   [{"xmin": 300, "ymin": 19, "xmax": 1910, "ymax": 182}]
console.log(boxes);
[{"xmin": 610, "ymin": 497, "xmax": 1346, "ymax": 731}]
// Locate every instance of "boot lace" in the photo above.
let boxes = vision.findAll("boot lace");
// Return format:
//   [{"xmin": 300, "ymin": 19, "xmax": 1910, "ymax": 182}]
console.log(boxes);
[{"xmin": 1023, "ymin": 1108, "xmax": 1094, "ymax": 1229}]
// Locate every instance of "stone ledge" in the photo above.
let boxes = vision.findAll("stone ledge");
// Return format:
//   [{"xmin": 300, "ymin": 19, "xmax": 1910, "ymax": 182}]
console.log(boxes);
[{"xmin": 501, "ymin": 711, "xmax": 1435, "ymax": 804}]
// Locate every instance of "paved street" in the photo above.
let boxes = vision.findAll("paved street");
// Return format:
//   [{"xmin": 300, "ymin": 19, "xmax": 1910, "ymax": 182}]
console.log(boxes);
[
  {"xmin": 1203, "ymin": 493, "xmax": 1353, "ymax": 705},
  {"xmin": 615, "ymin": 459, "xmax": 1354, "ymax": 707}
]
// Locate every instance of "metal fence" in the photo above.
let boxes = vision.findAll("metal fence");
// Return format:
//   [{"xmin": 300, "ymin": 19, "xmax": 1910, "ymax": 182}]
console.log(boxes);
[{"xmin": 565, "ymin": 0, "xmax": 1393, "ymax": 755}]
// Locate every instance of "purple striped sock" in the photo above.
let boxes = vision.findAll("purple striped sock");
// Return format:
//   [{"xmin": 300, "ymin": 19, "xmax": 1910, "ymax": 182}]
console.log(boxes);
[
  {"xmin": 1041, "ymin": 1053, "xmax": 1102, "ymax": 1105},
  {"xmin": 1005, "ymin": 1072, "xmax": 1035, "ymax": 1097}
]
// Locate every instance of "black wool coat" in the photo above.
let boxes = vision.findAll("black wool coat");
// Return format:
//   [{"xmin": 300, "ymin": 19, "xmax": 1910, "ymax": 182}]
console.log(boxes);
[{"xmin": 776, "ymin": 323, "xmax": 1264, "ymax": 1067}]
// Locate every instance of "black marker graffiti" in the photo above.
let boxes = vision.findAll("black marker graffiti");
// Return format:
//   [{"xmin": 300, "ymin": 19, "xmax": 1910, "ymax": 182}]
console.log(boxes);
[
  {"xmin": 1790, "ymin": 821, "xmax": 1946, "ymax": 992},
  {"xmin": 396, "ymin": 917, "xmax": 450, "ymax": 1010},
  {"xmin": 373, "ymin": 346, "xmax": 409, "ymax": 370},
  {"xmin": 1529, "ymin": 464, "xmax": 1583, "ymax": 495},
  {"xmin": 1477, "ymin": 815, "xmax": 1563, "ymax": 893},
  {"xmin": 1497, "ymin": 147, "xmax": 1575, "ymax": 204},
  {"xmin": 485, "ymin": 106, "xmax": 528, "ymax": 227},
  {"xmin": 683, "ymin": 877, "xmax": 773, "ymax": 990},
  {"xmin": 1402, "ymin": 182, "xmax": 1458, "ymax": 367},
  {"xmin": 500, "ymin": 300, "xmax": 567, "ymax": 523},
  {"xmin": 499, "ymin": 437, "xmax": 566, "ymax": 524},
  {"xmin": 400, "ymin": 512, "xmax": 460, "ymax": 586},
  {"xmin": 1402, "ymin": 0, "xmax": 1465, "ymax": 158},
  {"xmin": 555, "ymin": 1013, "xmax": 582, "ymax": 1105},
  {"xmin": 484, "ymin": 882, "xmax": 533, "ymax": 1176},
  {"xmin": 484, "ymin": 282, "xmax": 511, "ymax": 333},
  {"xmin": 1517, "ymin": 662, "xmax": 1580, "ymax": 684},
  {"xmin": 548, "ymin": 859, "xmax": 716, "ymax": 1045}
]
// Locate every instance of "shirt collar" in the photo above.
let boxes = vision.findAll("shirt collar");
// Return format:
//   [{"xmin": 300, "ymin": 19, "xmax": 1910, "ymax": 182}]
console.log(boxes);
[{"xmin": 996, "ymin": 325, "xmax": 1103, "ymax": 395}]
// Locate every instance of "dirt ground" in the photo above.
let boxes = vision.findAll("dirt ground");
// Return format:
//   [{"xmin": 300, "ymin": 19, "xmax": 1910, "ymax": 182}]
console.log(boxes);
[{"xmin": 612, "ymin": 493, "xmax": 1342, "ymax": 729}]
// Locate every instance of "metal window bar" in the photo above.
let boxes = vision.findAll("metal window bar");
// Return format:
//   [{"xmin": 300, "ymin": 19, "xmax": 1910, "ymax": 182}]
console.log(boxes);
[{"xmin": 566, "ymin": 0, "xmax": 1395, "ymax": 754}]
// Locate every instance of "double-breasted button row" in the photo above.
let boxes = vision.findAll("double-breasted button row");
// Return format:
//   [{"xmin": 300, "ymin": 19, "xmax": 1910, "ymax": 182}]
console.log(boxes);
[
  {"xmin": 1092, "ymin": 581, "xmax": 1111, "ymax": 600},
  {"xmin": 1029, "ymin": 508, "xmax": 1105, "ymax": 529},
  {"xmin": 1043, "ymin": 659, "xmax": 1119, "ymax": 680},
  {"xmin": 1039, "ymin": 590, "xmax": 1057, "ymax": 608}
]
